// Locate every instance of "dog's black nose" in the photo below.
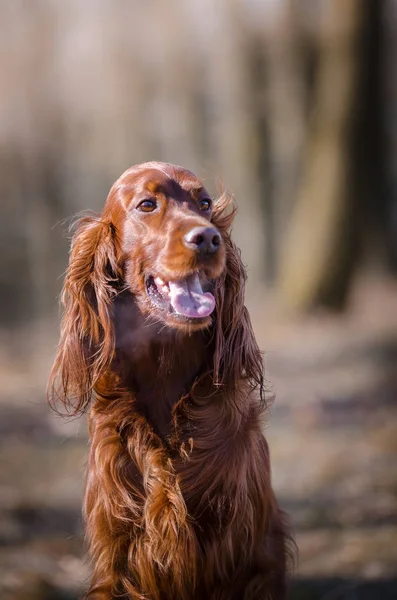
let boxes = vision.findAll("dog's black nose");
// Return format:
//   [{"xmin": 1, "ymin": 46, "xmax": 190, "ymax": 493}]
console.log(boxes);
[{"xmin": 184, "ymin": 226, "xmax": 221, "ymax": 255}]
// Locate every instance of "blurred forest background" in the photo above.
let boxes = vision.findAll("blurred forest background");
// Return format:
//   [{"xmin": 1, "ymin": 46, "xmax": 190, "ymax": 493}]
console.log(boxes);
[{"xmin": 0, "ymin": 0, "xmax": 397, "ymax": 599}]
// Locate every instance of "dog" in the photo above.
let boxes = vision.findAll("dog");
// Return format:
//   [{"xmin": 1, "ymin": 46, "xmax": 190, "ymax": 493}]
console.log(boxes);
[{"xmin": 49, "ymin": 162, "xmax": 289, "ymax": 599}]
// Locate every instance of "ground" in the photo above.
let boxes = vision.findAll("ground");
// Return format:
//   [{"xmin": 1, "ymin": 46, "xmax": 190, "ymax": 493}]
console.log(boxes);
[{"xmin": 0, "ymin": 273, "xmax": 396, "ymax": 599}]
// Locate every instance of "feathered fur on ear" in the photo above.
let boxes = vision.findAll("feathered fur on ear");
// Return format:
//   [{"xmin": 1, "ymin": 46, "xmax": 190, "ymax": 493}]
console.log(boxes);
[
  {"xmin": 48, "ymin": 215, "xmax": 119, "ymax": 415},
  {"xmin": 211, "ymin": 194, "xmax": 264, "ymax": 402}
]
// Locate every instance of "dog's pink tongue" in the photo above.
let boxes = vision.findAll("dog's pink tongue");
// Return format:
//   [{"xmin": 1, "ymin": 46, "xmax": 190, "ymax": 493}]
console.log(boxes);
[{"xmin": 169, "ymin": 273, "xmax": 215, "ymax": 318}]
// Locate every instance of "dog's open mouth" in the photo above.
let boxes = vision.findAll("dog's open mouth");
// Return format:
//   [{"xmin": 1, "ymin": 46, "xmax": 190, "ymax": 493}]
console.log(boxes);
[{"xmin": 146, "ymin": 272, "xmax": 215, "ymax": 319}]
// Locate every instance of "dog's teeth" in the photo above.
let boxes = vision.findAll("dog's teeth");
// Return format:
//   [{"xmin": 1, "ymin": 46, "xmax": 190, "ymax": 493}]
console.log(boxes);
[{"xmin": 154, "ymin": 277, "xmax": 170, "ymax": 296}]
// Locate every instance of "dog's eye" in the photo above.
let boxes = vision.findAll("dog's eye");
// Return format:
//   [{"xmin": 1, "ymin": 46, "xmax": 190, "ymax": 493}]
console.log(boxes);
[
  {"xmin": 137, "ymin": 199, "xmax": 157, "ymax": 212},
  {"xmin": 199, "ymin": 198, "xmax": 211, "ymax": 211}
]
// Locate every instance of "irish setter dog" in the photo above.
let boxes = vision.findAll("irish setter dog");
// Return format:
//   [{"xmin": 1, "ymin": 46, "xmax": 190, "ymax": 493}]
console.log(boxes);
[{"xmin": 49, "ymin": 162, "xmax": 289, "ymax": 600}]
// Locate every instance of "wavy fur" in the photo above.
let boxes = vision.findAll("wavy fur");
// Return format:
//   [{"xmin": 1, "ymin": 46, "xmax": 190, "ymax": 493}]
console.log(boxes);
[{"xmin": 48, "ymin": 162, "xmax": 290, "ymax": 599}]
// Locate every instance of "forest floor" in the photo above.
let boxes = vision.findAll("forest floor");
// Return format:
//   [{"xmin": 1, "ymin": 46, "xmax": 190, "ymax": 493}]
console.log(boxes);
[{"xmin": 0, "ymin": 273, "xmax": 396, "ymax": 600}]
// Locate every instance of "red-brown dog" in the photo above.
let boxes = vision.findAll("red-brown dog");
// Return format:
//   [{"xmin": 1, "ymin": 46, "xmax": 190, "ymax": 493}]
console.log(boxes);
[{"xmin": 49, "ymin": 162, "xmax": 289, "ymax": 600}]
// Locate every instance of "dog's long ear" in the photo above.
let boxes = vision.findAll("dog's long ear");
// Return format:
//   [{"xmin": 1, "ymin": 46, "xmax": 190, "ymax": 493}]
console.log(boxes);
[
  {"xmin": 48, "ymin": 215, "xmax": 119, "ymax": 415},
  {"xmin": 211, "ymin": 195, "xmax": 264, "ymax": 402}
]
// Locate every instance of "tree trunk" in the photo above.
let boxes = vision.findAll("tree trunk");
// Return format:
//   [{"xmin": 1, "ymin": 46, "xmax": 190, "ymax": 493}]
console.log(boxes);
[{"xmin": 277, "ymin": 0, "xmax": 363, "ymax": 311}]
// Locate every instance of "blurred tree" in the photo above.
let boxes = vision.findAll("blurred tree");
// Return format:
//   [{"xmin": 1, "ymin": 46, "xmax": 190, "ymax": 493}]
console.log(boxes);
[
  {"xmin": 261, "ymin": 0, "xmax": 306, "ymax": 281},
  {"xmin": 278, "ymin": 0, "xmax": 364, "ymax": 311}
]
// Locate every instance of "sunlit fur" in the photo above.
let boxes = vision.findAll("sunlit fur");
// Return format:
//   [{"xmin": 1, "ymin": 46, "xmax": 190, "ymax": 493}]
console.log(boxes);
[{"xmin": 48, "ymin": 162, "xmax": 290, "ymax": 600}]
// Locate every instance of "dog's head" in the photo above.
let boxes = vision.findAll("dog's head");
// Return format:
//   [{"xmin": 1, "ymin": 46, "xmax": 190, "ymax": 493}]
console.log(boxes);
[
  {"xmin": 48, "ymin": 162, "xmax": 263, "ymax": 414},
  {"xmin": 105, "ymin": 162, "xmax": 226, "ymax": 331}
]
